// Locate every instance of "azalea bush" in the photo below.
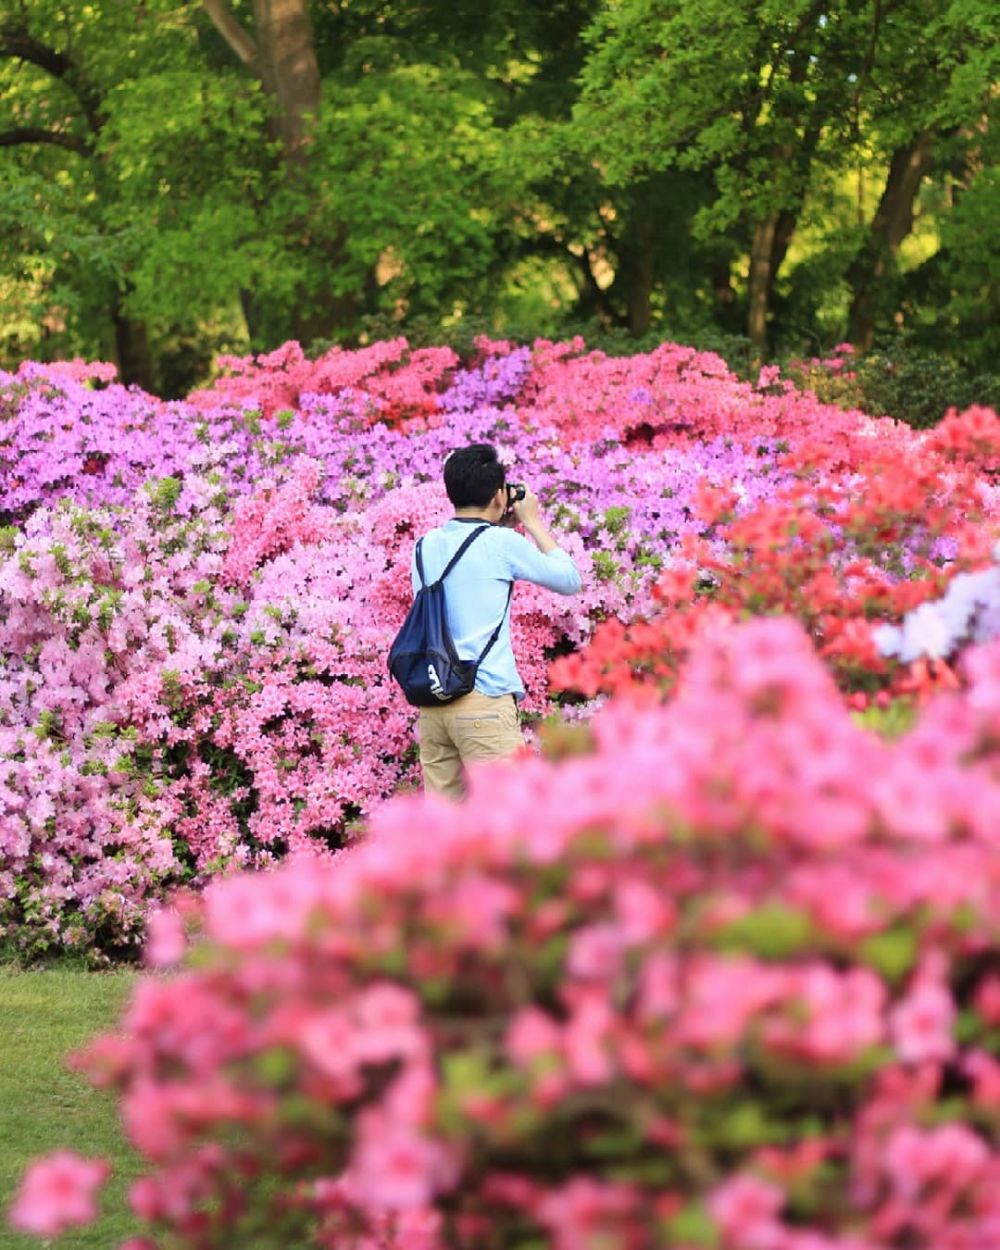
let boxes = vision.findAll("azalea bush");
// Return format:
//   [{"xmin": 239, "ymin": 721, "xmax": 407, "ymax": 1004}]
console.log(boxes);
[
  {"xmin": 786, "ymin": 341, "xmax": 1000, "ymax": 431},
  {"xmin": 10, "ymin": 617, "xmax": 1000, "ymax": 1248},
  {"xmin": 2, "ymin": 338, "xmax": 998, "ymax": 957},
  {"xmin": 551, "ymin": 405, "xmax": 1000, "ymax": 705},
  {"xmin": 0, "ymin": 467, "xmax": 420, "ymax": 958}
]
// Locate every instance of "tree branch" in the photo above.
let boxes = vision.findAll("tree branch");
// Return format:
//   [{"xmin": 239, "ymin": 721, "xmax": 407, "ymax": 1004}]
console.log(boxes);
[
  {"xmin": 201, "ymin": 0, "xmax": 259, "ymax": 73},
  {"xmin": 0, "ymin": 21, "xmax": 103, "ymax": 133},
  {"xmin": 0, "ymin": 126, "xmax": 93, "ymax": 156},
  {"xmin": 851, "ymin": 0, "xmax": 885, "ymax": 139}
]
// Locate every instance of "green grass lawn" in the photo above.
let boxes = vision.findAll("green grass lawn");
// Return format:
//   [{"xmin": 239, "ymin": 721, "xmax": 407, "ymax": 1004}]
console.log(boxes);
[{"xmin": 0, "ymin": 968, "xmax": 140, "ymax": 1250}]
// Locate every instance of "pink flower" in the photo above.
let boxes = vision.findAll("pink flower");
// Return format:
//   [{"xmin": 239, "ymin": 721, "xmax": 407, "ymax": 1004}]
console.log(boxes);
[
  {"xmin": 349, "ymin": 1114, "xmax": 455, "ymax": 1210},
  {"xmin": 299, "ymin": 1009, "xmax": 362, "ymax": 1091},
  {"xmin": 963, "ymin": 1049, "xmax": 1000, "ymax": 1112},
  {"xmin": 352, "ymin": 983, "xmax": 426, "ymax": 1060},
  {"xmin": 537, "ymin": 1177, "xmax": 639, "ymax": 1250},
  {"xmin": 567, "ymin": 923, "xmax": 626, "ymax": 982},
  {"xmin": 883, "ymin": 1123, "xmax": 989, "ymax": 1200},
  {"xmin": 974, "ymin": 974, "xmax": 1000, "ymax": 1026},
  {"xmin": 709, "ymin": 1173, "xmax": 785, "ymax": 1249},
  {"xmin": 505, "ymin": 1006, "xmax": 562, "ymax": 1065},
  {"xmin": 564, "ymin": 995, "xmax": 615, "ymax": 1085},
  {"xmin": 8, "ymin": 1150, "xmax": 110, "ymax": 1238},
  {"xmin": 614, "ymin": 877, "xmax": 676, "ymax": 942},
  {"xmin": 889, "ymin": 976, "xmax": 956, "ymax": 1064},
  {"xmin": 144, "ymin": 905, "xmax": 187, "ymax": 968},
  {"xmin": 636, "ymin": 951, "xmax": 680, "ymax": 1020}
]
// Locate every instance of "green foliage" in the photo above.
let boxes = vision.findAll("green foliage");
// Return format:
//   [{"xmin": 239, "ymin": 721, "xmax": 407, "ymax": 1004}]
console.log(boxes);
[
  {"xmin": 855, "ymin": 344, "xmax": 1000, "ymax": 429},
  {"xmin": 810, "ymin": 342, "xmax": 1000, "ymax": 430},
  {"xmin": 853, "ymin": 697, "xmax": 919, "ymax": 739},
  {"xmin": 858, "ymin": 928, "xmax": 919, "ymax": 986},
  {"xmin": 710, "ymin": 903, "xmax": 815, "ymax": 961},
  {"xmin": 310, "ymin": 65, "xmax": 508, "ymax": 314},
  {"xmin": 796, "ymin": 340, "xmax": 1000, "ymax": 429},
  {"xmin": 0, "ymin": 0, "xmax": 997, "ymax": 383}
]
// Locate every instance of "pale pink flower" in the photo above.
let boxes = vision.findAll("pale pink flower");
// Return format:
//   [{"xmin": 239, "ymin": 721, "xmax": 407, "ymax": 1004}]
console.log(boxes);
[
  {"xmin": 144, "ymin": 905, "xmax": 187, "ymax": 968},
  {"xmin": 506, "ymin": 1006, "xmax": 562, "ymax": 1065},
  {"xmin": 8, "ymin": 1150, "xmax": 110, "ymax": 1238},
  {"xmin": 352, "ymin": 982, "xmax": 426, "ymax": 1064},
  {"xmin": 567, "ymin": 923, "xmax": 626, "ymax": 982},
  {"xmin": 564, "ymin": 996, "xmax": 615, "ymax": 1085}
]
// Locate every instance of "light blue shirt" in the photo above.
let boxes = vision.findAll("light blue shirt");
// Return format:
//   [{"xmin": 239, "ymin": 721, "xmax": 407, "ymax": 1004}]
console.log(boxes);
[{"xmin": 411, "ymin": 518, "xmax": 582, "ymax": 699}]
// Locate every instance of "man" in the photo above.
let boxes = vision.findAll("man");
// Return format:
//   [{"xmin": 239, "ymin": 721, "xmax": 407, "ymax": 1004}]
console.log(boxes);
[{"xmin": 413, "ymin": 443, "xmax": 582, "ymax": 799}]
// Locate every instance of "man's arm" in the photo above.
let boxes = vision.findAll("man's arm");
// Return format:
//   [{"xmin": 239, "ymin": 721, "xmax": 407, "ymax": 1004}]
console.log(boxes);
[
  {"xmin": 505, "ymin": 486, "xmax": 582, "ymax": 594},
  {"xmin": 513, "ymin": 487, "xmax": 560, "ymax": 555}
]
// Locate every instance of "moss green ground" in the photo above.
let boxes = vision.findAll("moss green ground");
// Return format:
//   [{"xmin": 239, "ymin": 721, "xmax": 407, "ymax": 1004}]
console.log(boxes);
[{"xmin": 0, "ymin": 968, "xmax": 138, "ymax": 1250}]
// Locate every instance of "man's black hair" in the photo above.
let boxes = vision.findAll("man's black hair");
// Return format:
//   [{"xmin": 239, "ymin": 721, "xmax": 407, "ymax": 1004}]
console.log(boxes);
[{"xmin": 444, "ymin": 443, "xmax": 506, "ymax": 509}]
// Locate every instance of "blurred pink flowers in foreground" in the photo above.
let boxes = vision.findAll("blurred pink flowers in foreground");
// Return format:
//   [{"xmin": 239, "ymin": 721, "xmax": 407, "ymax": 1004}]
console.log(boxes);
[{"xmin": 8, "ymin": 1151, "xmax": 109, "ymax": 1238}]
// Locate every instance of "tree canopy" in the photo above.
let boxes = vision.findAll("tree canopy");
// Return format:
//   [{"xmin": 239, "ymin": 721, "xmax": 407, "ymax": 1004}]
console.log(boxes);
[{"xmin": 1, "ymin": 0, "xmax": 996, "ymax": 391}]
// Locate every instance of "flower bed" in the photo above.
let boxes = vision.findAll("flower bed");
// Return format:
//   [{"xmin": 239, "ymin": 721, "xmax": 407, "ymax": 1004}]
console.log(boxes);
[
  {"xmin": 10, "ymin": 617, "xmax": 1000, "ymax": 1248},
  {"xmin": 1, "ymin": 340, "xmax": 998, "ymax": 957}
]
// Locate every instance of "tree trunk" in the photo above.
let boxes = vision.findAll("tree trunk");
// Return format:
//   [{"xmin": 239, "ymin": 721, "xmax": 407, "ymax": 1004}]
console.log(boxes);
[
  {"xmin": 742, "ymin": 34, "xmax": 821, "ymax": 357},
  {"xmin": 204, "ymin": 0, "xmax": 359, "ymax": 344},
  {"xmin": 111, "ymin": 299, "xmax": 156, "ymax": 391},
  {"xmin": 847, "ymin": 129, "xmax": 934, "ymax": 352},
  {"xmin": 623, "ymin": 213, "xmax": 655, "ymax": 336},
  {"xmin": 746, "ymin": 202, "xmax": 801, "ymax": 356},
  {"xmin": 250, "ymin": 0, "xmax": 321, "ymax": 160},
  {"xmin": 747, "ymin": 213, "xmax": 779, "ymax": 354}
]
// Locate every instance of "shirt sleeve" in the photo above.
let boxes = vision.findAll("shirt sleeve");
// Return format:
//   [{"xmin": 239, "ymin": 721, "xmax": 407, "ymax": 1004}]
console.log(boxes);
[{"xmin": 499, "ymin": 530, "xmax": 582, "ymax": 595}]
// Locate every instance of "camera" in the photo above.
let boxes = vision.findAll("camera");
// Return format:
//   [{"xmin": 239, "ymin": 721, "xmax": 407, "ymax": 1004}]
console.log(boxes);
[{"xmin": 501, "ymin": 482, "xmax": 526, "ymax": 526}]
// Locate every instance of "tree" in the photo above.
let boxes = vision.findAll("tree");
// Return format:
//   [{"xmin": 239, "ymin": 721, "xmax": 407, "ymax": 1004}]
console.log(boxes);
[
  {"xmin": 0, "ymin": 4, "xmax": 155, "ymax": 384},
  {"xmin": 2, "ymin": 0, "xmax": 995, "ymax": 379},
  {"xmin": 575, "ymin": 0, "xmax": 883, "ymax": 354},
  {"xmin": 0, "ymin": 0, "xmax": 599, "ymax": 378},
  {"xmin": 200, "ymin": 0, "xmax": 365, "ymax": 342},
  {"xmin": 0, "ymin": 0, "xmax": 271, "ymax": 388},
  {"xmin": 575, "ymin": 0, "xmax": 998, "ymax": 357},
  {"xmin": 841, "ymin": 0, "xmax": 998, "ymax": 352}
]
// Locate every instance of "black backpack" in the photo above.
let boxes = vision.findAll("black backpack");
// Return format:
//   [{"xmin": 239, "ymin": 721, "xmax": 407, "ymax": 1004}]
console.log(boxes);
[{"xmin": 388, "ymin": 524, "xmax": 513, "ymax": 707}]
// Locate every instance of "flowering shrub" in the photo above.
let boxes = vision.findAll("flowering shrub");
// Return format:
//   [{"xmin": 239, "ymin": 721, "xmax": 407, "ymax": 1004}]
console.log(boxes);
[
  {"xmin": 8, "ymin": 1151, "xmax": 109, "ymax": 1240},
  {"xmin": 0, "ymin": 468, "xmax": 421, "ymax": 957},
  {"xmin": 551, "ymin": 422, "xmax": 999, "ymax": 703},
  {"xmin": 12, "ymin": 618, "xmax": 1000, "ymax": 1248},
  {"xmin": 2, "ymin": 338, "xmax": 998, "ymax": 955},
  {"xmin": 187, "ymin": 338, "xmax": 462, "ymax": 422},
  {"xmin": 875, "ymin": 549, "xmax": 1000, "ymax": 666}
]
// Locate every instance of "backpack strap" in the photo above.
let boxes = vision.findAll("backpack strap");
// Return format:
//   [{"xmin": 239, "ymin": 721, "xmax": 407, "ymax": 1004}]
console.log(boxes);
[
  {"xmin": 415, "ymin": 525, "xmax": 489, "ymax": 589},
  {"xmin": 476, "ymin": 580, "xmax": 513, "ymax": 666},
  {"xmin": 416, "ymin": 524, "xmax": 511, "ymax": 665},
  {"xmin": 436, "ymin": 524, "xmax": 491, "ymax": 585}
]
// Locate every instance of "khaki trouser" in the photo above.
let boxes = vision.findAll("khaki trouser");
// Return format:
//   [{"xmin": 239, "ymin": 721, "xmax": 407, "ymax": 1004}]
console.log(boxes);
[{"xmin": 418, "ymin": 690, "xmax": 525, "ymax": 800}]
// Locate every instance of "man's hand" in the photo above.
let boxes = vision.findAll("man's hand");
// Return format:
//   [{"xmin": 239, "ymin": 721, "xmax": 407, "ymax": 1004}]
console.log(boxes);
[
  {"xmin": 512, "ymin": 485, "xmax": 559, "ymax": 554},
  {"xmin": 511, "ymin": 484, "xmax": 541, "ymax": 528}
]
